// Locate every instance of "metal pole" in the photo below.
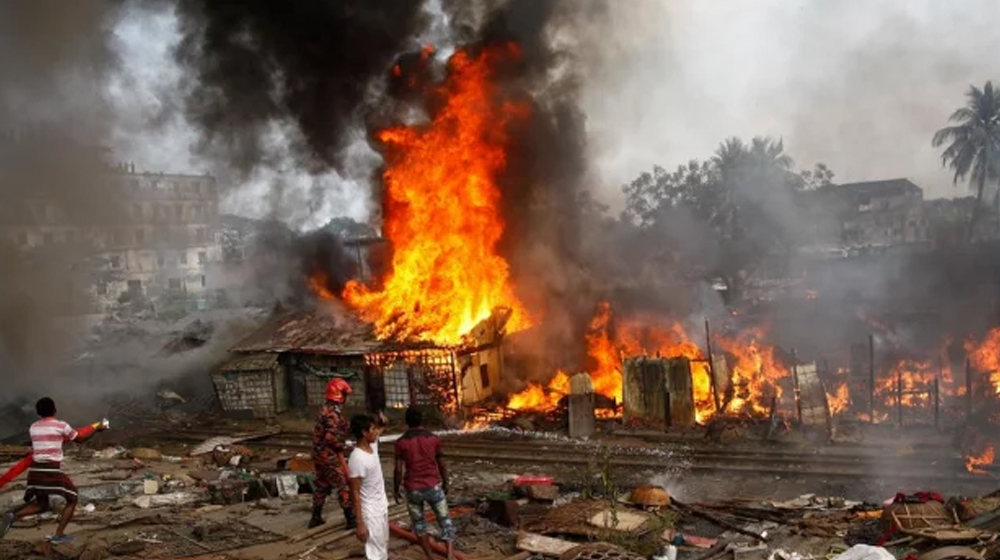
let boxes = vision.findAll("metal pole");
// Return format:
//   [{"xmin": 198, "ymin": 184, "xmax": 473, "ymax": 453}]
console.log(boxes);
[
  {"xmin": 705, "ymin": 318, "xmax": 719, "ymax": 411},
  {"xmin": 966, "ymin": 357, "xmax": 973, "ymax": 421},
  {"xmin": 791, "ymin": 349, "xmax": 802, "ymax": 425},
  {"xmin": 869, "ymin": 334, "xmax": 875, "ymax": 424},
  {"xmin": 895, "ymin": 366, "xmax": 902, "ymax": 427},
  {"xmin": 355, "ymin": 244, "xmax": 365, "ymax": 283},
  {"xmin": 934, "ymin": 373, "xmax": 940, "ymax": 429},
  {"xmin": 449, "ymin": 352, "xmax": 460, "ymax": 415}
]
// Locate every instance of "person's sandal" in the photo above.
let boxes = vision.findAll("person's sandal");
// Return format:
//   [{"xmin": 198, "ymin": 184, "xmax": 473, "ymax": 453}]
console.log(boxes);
[{"xmin": 48, "ymin": 534, "xmax": 76, "ymax": 545}]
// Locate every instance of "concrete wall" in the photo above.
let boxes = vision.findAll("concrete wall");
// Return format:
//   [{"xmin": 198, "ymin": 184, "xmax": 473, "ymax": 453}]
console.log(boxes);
[{"xmin": 0, "ymin": 169, "xmax": 223, "ymax": 315}]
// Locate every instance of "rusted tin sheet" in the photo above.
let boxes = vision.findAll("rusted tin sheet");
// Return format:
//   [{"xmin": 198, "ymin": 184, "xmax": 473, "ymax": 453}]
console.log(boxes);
[
  {"xmin": 795, "ymin": 362, "xmax": 830, "ymax": 430},
  {"xmin": 623, "ymin": 357, "xmax": 696, "ymax": 427}
]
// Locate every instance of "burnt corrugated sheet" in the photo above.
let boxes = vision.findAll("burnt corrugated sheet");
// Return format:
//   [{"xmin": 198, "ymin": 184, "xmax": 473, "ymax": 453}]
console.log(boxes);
[
  {"xmin": 229, "ymin": 309, "xmax": 383, "ymax": 355},
  {"xmin": 220, "ymin": 353, "xmax": 280, "ymax": 372}
]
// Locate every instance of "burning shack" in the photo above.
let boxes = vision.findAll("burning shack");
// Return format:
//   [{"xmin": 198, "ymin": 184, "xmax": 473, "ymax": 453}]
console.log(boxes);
[{"xmin": 216, "ymin": 306, "xmax": 517, "ymax": 418}]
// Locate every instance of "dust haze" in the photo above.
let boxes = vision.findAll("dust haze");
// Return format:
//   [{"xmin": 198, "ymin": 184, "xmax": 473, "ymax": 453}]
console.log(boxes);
[{"xmin": 579, "ymin": 0, "xmax": 1000, "ymax": 206}]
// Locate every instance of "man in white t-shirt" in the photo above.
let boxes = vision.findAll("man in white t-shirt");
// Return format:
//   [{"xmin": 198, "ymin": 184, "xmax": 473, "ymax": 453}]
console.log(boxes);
[{"xmin": 348, "ymin": 414, "xmax": 389, "ymax": 560}]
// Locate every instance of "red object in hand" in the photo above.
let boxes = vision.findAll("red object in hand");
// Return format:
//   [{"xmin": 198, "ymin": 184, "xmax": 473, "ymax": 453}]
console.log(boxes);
[
  {"xmin": 0, "ymin": 455, "xmax": 31, "ymax": 491},
  {"xmin": 514, "ymin": 475, "xmax": 553, "ymax": 486},
  {"xmin": 0, "ymin": 420, "xmax": 106, "ymax": 491},
  {"xmin": 76, "ymin": 421, "xmax": 101, "ymax": 439}
]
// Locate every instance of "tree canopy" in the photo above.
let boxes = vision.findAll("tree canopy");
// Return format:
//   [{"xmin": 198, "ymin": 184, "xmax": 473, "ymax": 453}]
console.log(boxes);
[
  {"xmin": 932, "ymin": 81, "xmax": 1000, "ymax": 240},
  {"xmin": 621, "ymin": 136, "xmax": 833, "ymax": 298}
]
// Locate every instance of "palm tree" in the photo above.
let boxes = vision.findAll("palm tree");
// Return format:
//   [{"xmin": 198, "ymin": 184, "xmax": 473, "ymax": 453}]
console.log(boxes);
[
  {"xmin": 932, "ymin": 81, "xmax": 1000, "ymax": 241},
  {"xmin": 748, "ymin": 136, "xmax": 794, "ymax": 171}
]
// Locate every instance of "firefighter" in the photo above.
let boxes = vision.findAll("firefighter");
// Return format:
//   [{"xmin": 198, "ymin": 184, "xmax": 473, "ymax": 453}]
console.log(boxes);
[{"xmin": 310, "ymin": 377, "xmax": 356, "ymax": 529}]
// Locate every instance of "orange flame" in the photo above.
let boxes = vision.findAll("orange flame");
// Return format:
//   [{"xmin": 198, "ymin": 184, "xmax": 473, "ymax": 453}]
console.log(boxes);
[
  {"xmin": 309, "ymin": 271, "xmax": 338, "ymax": 301},
  {"xmin": 827, "ymin": 381, "xmax": 849, "ymax": 416},
  {"xmin": 966, "ymin": 327, "xmax": 1000, "ymax": 396},
  {"xmin": 878, "ymin": 359, "xmax": 936, "ymax": 408},
  {"xmin": 340, "ymin": 44, "xmax": 531, "ymax": 345},
  {"xmin": 505, "ymin": 304, "xmax": 724, "ymax": 423},
  {"xmin": 966, "ymin": 444, "xmax": 995, "ymax": 475},
  {"xmin": 507, "ymin": 370, "xmax": 571, "ymax": 411},
  {"xmin": 716, "ymin": 328, "xmax": 788, "ymax": 415},
  {"xmin": 586, "ymin": 302, "xmax": 623, "ymax": 405}
]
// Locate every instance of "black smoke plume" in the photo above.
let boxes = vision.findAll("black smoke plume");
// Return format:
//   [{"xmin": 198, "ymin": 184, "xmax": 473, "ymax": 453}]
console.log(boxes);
[
  {"xmin": 448, "ymin": 0, "xmax": 611, "ymax": 373},
  {"xmin": 172, "ymin": 0, "xmax": 429, "ymax": 178}
]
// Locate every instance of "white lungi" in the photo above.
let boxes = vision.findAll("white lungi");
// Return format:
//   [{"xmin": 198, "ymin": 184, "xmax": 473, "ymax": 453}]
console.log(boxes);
[{"xmin": 364, "ymin": 512, "xmax": 389, "ymax": 560}]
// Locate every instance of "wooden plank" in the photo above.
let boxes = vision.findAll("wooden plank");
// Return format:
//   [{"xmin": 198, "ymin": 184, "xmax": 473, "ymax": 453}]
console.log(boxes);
[
  {"xmin": 666, "ymin": 358, "xmax": 696, "ymax": 427},
  {"xmin": 623, "ymin": 358, "xmax": 668, "ymax": 423},
  {"xmin": 568, "ymin": 394, "xmax": 595, "ymax": 439},
  {"xmin": 516, "ymin": 532, "xmax": 578, "ymax": 556}
]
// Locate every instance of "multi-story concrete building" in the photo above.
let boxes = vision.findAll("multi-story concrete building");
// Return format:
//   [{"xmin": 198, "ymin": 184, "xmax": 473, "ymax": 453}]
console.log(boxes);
[
  {"xmin": 0, "ymin": 133, "xmax": 222, "ymax": 315},
  {"xmin": 94, "ymin": 166, "xmax": 222, "ymax": 312},
  {"xmin": 800, "ymin": 178, "xmax": 929, "ymax": 250}
]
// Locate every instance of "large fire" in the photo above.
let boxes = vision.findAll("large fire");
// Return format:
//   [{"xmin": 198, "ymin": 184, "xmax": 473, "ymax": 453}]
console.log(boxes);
[
  {"xmin": 585, "ymin": 302, "xmax": 624, "ymax": 405},
  {"xmin": 966, "ymin": 327, "xmax": 1000, "ymax": 395},
  {"xmin": 506, "ymin": 302, "xmax": 788, "ymax": 424},
  {"xmin": 340, "ymin": 44, "xmax": 531, "ymax": 345},
  {"xmin": 716, "ymin": 327, "xmax": 788, "ymax": 416},
  {"xmin": 507, "ymin": 370, "xmax": 571, "ymax": 412}
]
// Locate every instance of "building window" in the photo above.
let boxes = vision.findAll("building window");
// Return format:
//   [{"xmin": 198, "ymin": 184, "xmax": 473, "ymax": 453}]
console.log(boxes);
[
  {"xmin": 175, "ymin": 204, "xmax": 183, "ymax": 219},
  {"xmin": 43, "ymin": 232, "xmax": 53, "ymax": 244},
  {"xmin": 157, "ymin": 253, "xmax": 165, "ymax": 267},
  {"xmin": 198, "ymin": 251, "xmax": 207, "ymax": 264},
  {"xmin": 168, "ymin": 278, "xmax": 181, "ymax": 290},
  {"xmin": 113, "ymin": 231, "xmax": 124, "ymax": 245},
  {"xmin": 132, "ymin": 204, "xmax": 142, "ymax": 219},
  {"xmin": 135, "ymin": 229, "xmax": 145, "ymax": 244},
  {"xmin": 196, "ymin": 228, "xmax": 206, "ymax": 243},
  {"xmin": 97, "ymin": 283, "xmax": 107, "ymax": 296},
  {"xmin": 127, "ymin": 279, "xmax": 141, "ymax": 293},
  {"xmin": 194, "ymin": 183, "xmax": 201, "ymax": 195},
  {"xmin": 179, "ymin": 251, "xmax": 187, "ymax": 265},
  {"xmin": 479, "ymin": 364, "xmax": 490, "ymax": 388},
  {"xmin": 110, "ymin": 255, "xmax": 121, "ymax": 269},
  {"xmin": 201, "ymin": 275, "xmax": 206, "ymax": 287}
]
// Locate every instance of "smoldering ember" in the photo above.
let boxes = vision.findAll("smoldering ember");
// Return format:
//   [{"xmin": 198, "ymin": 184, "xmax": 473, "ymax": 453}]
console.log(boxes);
[{"xmin": 8, "ymin": 3, "xmax": 1000, "ymax": 560}]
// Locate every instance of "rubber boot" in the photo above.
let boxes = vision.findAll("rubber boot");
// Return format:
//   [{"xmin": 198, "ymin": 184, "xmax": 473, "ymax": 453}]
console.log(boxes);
[
  {"xmin": 343, "ymin": 507, "xmax": 357, "ymax": 530},
  {"xmin": 307, "ymin": 506, "xmax": 325, "ymax": 529}
]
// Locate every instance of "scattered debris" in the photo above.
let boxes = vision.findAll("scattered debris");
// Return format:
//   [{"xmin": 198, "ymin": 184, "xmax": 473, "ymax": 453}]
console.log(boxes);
[
  {"xmin": 517, "ymin": 531, "xmax": 578, "ymax": 557},
  {"xmin": 588, "ymin": 509, "xmax": 650, "ymax": 532}
]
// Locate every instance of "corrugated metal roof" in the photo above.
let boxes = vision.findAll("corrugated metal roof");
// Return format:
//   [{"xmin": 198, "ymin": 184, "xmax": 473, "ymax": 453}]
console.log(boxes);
[
  {"xmin": 219, "ymin": 353, "xmax": 280, "ymax": 372},
  {"xmin": 818, "ymin": 178, "xmax": 923, "ymax": 198},
  {"xmin": 230, "ymin": 308, "xmax": 384, "ymax": 355}
]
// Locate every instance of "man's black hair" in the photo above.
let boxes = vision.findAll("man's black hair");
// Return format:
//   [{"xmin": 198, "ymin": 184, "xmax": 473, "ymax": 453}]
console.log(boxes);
[
  {"xmin": 404, "ymin": 406, "xmax": 422, "ymax": 428},
  {"xmin": 350, "ymin": 414, "xmax": 375, "ymax": 440},
  {"xmin": 36, "ymin": 397, "xmax": 56, "ymax": 418}
]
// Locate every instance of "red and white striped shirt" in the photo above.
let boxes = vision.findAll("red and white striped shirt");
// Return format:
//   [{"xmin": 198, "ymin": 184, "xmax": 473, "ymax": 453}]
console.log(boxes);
[{"xmin": 29, "ymin": 418, "xmax": 78, "ymax": 463}]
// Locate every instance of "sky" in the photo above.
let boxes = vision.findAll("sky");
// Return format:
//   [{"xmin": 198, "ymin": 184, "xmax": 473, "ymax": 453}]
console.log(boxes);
[{"xmin": 108, "ymin": 0, "xmax": 1000, "ymax": 225}]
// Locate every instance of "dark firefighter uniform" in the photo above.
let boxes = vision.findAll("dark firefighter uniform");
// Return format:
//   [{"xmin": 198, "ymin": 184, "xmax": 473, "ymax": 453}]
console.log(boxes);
[{"xmin": 310, "ymin": 378, "xmax": 355, "ymax": 529}]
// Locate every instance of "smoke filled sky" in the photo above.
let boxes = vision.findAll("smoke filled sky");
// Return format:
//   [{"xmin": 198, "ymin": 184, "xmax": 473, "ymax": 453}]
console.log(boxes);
[{"xmin": 108, "ymin": 0, "xmax": 1000, "ymax": 224}]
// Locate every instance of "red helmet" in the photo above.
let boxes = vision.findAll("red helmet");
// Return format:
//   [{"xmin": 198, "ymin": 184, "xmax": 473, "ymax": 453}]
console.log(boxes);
[{"xmin": 325, "ymin": 378, "xmax": 353, "ymax": 403}]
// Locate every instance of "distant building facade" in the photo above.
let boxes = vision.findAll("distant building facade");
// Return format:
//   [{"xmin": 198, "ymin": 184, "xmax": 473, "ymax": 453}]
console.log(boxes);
[
  {"xmin": 0, "ymin": 132, "xmax": 221, "ymax": 315},
  {"xmin": 801, "ymin": 178, "xmax": 929, "ymax": 250},
  {"xmin": 94, "ymin": 167, "xmax": 222, "ymax": 312}
]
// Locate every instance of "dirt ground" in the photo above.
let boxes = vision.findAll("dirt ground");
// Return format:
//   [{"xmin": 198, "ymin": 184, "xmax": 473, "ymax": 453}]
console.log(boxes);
[{"xmin": 0, "ymin": 415, "xmax": 995, "ymax": 560}]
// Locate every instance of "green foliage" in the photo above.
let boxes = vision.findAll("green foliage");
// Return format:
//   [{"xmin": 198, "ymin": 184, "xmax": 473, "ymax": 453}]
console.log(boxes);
[
  {"xmin": 932, "ymin": 81, "xmax": 1000, "ymax": 240},
  {"xmin": 621, "ymin": 135, "xmax": 829, "ymax": 297}
]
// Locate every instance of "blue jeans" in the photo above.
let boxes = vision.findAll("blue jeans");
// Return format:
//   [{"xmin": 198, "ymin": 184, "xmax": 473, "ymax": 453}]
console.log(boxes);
[{"xmin": 406, "ymin": 485, "xmax": 455, "ymax": 541}]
